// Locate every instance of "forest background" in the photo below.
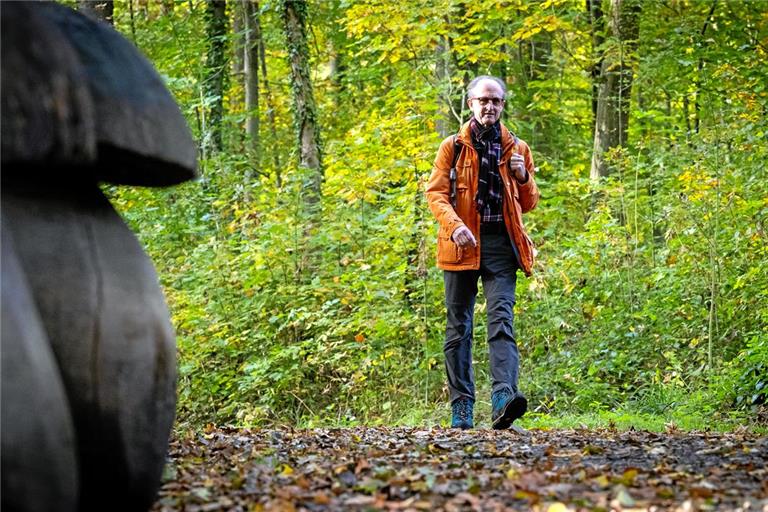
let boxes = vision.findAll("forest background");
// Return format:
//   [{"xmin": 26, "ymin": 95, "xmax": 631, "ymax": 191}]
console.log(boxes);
[{"xmin": 72, "ymin": 0, "xmax": 766, "ymax": 431}]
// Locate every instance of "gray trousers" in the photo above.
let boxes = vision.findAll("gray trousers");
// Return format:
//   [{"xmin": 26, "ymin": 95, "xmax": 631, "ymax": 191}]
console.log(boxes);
[{"xmin": 443, "ymin": 233, "xmax": 519, "ymax": 404}]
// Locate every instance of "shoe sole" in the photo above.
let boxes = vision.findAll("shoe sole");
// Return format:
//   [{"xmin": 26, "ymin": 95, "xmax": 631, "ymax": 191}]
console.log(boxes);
[{"xmin": 492, "ymin": 395, "xmax": 527, "ymax": 430}]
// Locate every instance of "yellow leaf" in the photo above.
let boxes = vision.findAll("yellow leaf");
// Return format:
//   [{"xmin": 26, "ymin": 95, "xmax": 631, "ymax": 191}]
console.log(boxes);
[
  {"xmin": 582, "ymin": 444, "xmax": 604, "ymax": 455},
  {"xmin": 593, "ymin": 474, "xmax": 610, "ymax": 488},
  {"xmin": 547, "ymin": 503, "xmax": 569, "ymax": 512},
  {"xmin": 620, "ymin": 468, "xmax": 639, "ymax": 486}
]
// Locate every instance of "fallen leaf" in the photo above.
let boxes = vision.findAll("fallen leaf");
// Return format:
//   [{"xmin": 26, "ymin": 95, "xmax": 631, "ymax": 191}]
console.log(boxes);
[
  {"xmin": 582, "ymin": 444, "xmax": 604, "ymax": 455},
  {"xmin": 344, "ymin": 495, "xmax": 377, "ymax": 506},
  {"xmin": 618, "ymin": 468, "xmax": 639, "ymax": 486}
]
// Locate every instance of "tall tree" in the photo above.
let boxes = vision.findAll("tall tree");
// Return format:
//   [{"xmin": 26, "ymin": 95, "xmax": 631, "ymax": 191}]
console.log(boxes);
[
  {"xmin": 78, "ymin": 1, "xmax": 114, "ymax": 25},
  {"xmin": 694, "ymin": 0, "xmax": 718, "ymax": 135},
  {"xmin": 435, "ymin": 23, "xmax": 469, "ymax": 138},
  {"xmin": 231, "ymin": 0, "xmax": 245, "ymax": 82},
  {"xmin": 587, "ymin": 0, "xmax": 606, "ymax": 135},
  {"xmin": 434, "ymin": 35, "xmax": 454, "ymax": 138},
  {"xmin": 242, "ymin": 0, "xmax": 260, "ymax": 160},
  {"xmin": 202, "ymin": 0, "xmax": 229, "ymax": 154},
  {"xmin": 322, "ymin": 1, "xmax": 349, "ymax": 110},
  {"xmin": 590, "ymin": 0, "xmax": 641, "ymax": 180},
  {"xmin": 257, "ymin": 12, "xmax": 282, "ymax": 186},
  {"xmin": 281, "ymin": 0, "xmax": 322, "ymax": 211}
]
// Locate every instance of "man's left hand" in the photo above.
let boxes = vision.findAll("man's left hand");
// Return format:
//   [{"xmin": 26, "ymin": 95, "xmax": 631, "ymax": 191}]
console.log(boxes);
[{"xmin": 510, "ymin": 153, "xmax": 528, "ymax": 183}]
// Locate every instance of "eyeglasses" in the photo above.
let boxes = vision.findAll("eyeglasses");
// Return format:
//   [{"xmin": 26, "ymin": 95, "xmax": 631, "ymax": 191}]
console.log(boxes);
[{"xmin": 469, "ymin": 97, "xmax": 504, "ymax": 107}]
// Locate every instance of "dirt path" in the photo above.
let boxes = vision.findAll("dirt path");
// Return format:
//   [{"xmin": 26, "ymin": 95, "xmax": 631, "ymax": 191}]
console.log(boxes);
[{"xmin": 153, "ymin": 426, "xmax": 767, "ymax": 511}]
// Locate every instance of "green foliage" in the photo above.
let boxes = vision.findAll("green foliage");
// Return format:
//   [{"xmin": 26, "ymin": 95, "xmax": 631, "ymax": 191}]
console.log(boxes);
[{"xmin": 104, "ymin": 0, "xmax": 767, "ymax": 430}]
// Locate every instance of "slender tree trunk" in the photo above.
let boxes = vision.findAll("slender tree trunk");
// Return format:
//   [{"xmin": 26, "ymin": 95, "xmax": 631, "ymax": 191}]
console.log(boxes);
[
  {"xmin": 528, "ymin": 37, "xmax": 552, "ymax": 81},
  {"xmin": 590, "ymin": 0, "xmax": 641, "ymax": 180},
  {"xmin": 229, "ymin": 0, "xmax": 245, "ymax": 150},
  {"xmin": 695, "ymin": 0, "xmax": 718, "ymax": 134},
  {"xmin": 683, "ymin": 93, "xmax": 692, "ymax": 140},
  {"xmin": 78, "ymin": 1, "xmax": 114, "ymax": 24},
  {"xmin": 128, "ymin": 0, "xmax": 137, "ymax": 44},
  {"xmin": 434, "ymin": 35, "xmax": 454, "ymax": 138},
  {"xmin": 203, "ymin": 0, "xmax": 229, "ymax": 154},
  {"xmin": 327, "ymin": 4, "xmax": 348, "ymax": 111},
  {"xmin": 445, "ymin": 5, "xmax": 469, "ymax": 125},
  {"xmin": 257, "ymin": 16, "xmax": 282, "ymax": 186},
  {"xmin": 231, "ymin": 0, "xmax": 245, "ymax": 82},
  {"xmin": 587, "ymin": 0, "xmax": 605, "ymax": 136},
  {"xmin": 525, "ymin": 35, "xmax": 551, "ymax": 140},
  {"xmin": 510, "ymin": 8, "xmax": 551, "ymax": 135},
  {"xmin": 242, "ymin": 0, "xmax": 260, "ymax": 160},
  {"xmin": 405, "ymin": 163, "xmax": 428, "ymax": 311},
  {"xmin": 281, "ymin": 0, "xmax": 322, "ymax": 211},
  {"xmin": 328, "ymin": 43, "xmax": 346, "ymax": 107}
]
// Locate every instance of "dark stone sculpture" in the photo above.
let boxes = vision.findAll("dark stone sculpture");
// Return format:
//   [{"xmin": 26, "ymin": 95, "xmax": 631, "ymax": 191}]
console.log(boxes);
[{"xmin": 1, "ymin": 3, "xmax": 197, "ymax": 511}]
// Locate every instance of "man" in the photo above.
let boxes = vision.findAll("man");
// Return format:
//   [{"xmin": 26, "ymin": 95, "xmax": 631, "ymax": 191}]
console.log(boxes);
[{"xmin": 426, "ymin": 75, "xmax": 540, "ymax": 429}]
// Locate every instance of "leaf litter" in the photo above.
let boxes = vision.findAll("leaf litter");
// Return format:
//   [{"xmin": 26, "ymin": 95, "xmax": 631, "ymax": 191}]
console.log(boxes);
[{"xmin": 152, "ymin": 426, "xmax": 768, "ymax": 511}]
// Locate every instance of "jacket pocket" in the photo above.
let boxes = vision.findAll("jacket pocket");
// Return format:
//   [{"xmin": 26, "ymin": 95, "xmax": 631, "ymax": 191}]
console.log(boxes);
[
  {"xmin": 437, "ymin": 233, "xmax": 462, "ymax": 264},
  {"xmin": 455, "ymin": 184, "xmax": 469, "ymax": 208}
]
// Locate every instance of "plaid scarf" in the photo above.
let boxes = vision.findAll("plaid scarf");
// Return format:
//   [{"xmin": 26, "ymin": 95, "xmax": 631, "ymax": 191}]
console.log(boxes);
[{"xmin": 470, "ymin": 118, "xmax": 503, "ymax": 223}]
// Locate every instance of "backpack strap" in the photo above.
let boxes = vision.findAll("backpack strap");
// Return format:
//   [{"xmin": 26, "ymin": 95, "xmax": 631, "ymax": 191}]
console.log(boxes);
[{"xmin": 449, "ymin": 134, "xmax": 461, "ymax": 209}]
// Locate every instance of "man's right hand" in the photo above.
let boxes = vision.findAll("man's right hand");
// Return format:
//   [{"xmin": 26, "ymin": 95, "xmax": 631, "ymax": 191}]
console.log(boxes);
[{"xmin": 451, "ymin": 226, "xmax": 477, "ymax": 248}]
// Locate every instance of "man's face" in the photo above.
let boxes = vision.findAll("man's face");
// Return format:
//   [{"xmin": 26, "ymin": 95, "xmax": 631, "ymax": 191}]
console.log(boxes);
[{"xmin": 467, "ymin": 80, "xmax": 505, "ymax": 127}]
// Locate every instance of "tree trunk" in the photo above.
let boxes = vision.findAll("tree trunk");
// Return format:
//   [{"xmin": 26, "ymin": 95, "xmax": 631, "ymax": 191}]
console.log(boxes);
[
  {"xmin": 590, "ymin": 0, "xmax": 641, "ymax": 180},
  {"xmin": 527, "ymin": 37, "xmax": 552, "ymax": 82},
  {"xmin": 242, "ymin": 0, "xmax": 260, "ymax": 161},
  {"xmin": 257, "ymin": 15, "xmax": 282, "ymax": 187},
  {"xmin": 231, "ymin": 0, "xmax": 245, "ymax": 81},
  {"xmin": 434, "ymin": 35, "xmax": 454, "ymax": 138},
  {"xmin": 127, "ymin": 0, "xmax": 137, "ymax": 44},
  {"xmin": 229, "ymin": 0, "xmax": 245, "ymax": 149},
  {"xmin": 326, "ymin": 2, "xmax": 348, "ymax": 111},
  {"xmin": 511, "ymin": 10, "xmax": 551, "ymax": 136},
  {"xmin": 328, "ymin": 43, "xmax": 346, "ymax": 107},
  {"xmin": 587, "ymin": 0, "xmax": 605, "ymax": 136},
  {"xmin": 446, "ymin": 6, "xmax": 470, "ymax": 126},
  {"xmin": 281, "ymin": 0, "xmax": 322, "ymax": 211},
  {"xmin": 203, "ymin": 0, "xmax": 229, "ymax": 154},
  {"xmin": 695, "ymin": 0, "xmax": 718, "ymax": 134},
  {"xmin": 77, "ymin": 1, "xmax": 114, "ymax": 25}
]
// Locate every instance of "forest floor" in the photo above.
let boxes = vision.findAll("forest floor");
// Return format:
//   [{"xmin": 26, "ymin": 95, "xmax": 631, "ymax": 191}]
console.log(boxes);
[{"xmin": 152, "ymin": 426, "xmax": 768, "ymax": 512}]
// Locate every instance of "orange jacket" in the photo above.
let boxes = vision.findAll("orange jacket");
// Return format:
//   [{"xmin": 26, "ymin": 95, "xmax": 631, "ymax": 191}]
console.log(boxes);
[{"xmin": 426, "ymin": 121, "xmax": 540, "ymax": 275}]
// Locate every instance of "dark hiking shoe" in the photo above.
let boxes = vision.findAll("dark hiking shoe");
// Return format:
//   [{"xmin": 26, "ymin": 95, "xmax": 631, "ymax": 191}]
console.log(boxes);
[
  {"xmin": 451, "ymin": 398, "xmax": 474, "ymax": 429},
  {"xmin": 491, "ymin": 389, "xmax": 527, "ymax": 430}
]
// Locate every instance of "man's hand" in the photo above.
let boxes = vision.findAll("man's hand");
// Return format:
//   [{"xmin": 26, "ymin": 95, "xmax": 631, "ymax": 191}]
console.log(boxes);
[
  {"xmin": 451, "ymin": 226, "xmax": 477, "ymax": 248},
  {"xmin": 509, "ymin": 153, "xmax": 528, "ymax": 183}
]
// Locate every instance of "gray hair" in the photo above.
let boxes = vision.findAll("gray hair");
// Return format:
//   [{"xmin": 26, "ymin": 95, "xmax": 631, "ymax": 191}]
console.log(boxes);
[{"xmin": 466, "ymin": 75, "xmax": 507, "ymax": 100}]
